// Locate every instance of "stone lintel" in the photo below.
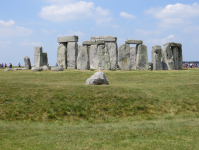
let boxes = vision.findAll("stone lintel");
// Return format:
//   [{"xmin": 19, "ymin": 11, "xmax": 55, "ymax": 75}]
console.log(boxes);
[
  {"xmin": 90, "ymin": 36, "xmax": 117, "ymax": 42},
  {"xmin": 125, "ymin": 40, "xmax": 143, "ymax": 44},
  {"xmin": 163, "ymin": 42, "xmax": 182, "ymax": 48},
  {"xmin": 57, "ymin": 36, "xmax": 78, "ymax": 43},
  {"xmin": 82, "ymin": 40, "xmax": 105, "ymax": 45}
]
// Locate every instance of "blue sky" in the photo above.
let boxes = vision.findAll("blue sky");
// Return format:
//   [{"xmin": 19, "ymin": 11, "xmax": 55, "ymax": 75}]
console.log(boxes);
[{"xmin": 0, "ymin": 0, "xmax": 199, "ymax": 65}]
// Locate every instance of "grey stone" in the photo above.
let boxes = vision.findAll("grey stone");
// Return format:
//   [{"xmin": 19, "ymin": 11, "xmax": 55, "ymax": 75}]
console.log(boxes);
[
  {"xmin": 162, "ymin": 42, "xmax": 183, "ymax": 70},
  {"xmin": 96, "ymin": 44, "xmax": 111, "ymax": 70},
  {"xmin": 13, "ymin": 68, "xmax": 26, "ymax": 70},
  {"xmin": 91, "ymin": 36, "xmax": 117, "ymax": 42},
  {"xmin": 42, "ymin": 53, "xmax": 48, "ymax": 66},
  {"xmin": 152, "ymin": 45, "xmax": 162, "ymax": 70},
  {"xmin": 125, "ymin": 40, "xmax": 143, "ymax": 44},
  {"xmin": 57, "ymin": 43, "xmax": 67, "ymax": 69},
  {"xmin": 57, "ymin": 36, "xmax": 78, "ymax": 43},
  {"xmin": 136, "ymin": 44, "xmax": 149, "ymax": 70},
  {"xmin": 67, "ymin": 42, "xmax": 78, "ymax": 69},
  {"xmin": 130, "ymin": 47, "xmax": 136, "ymax": 70},
  {"xmin": 4, "ymin": 68, "xmax": 13, "ymax": 71},
  {"xmin": 118, "ymin": 44, "xmax": 131, "ymax": 70},
  {"xmin": 42, "ymin": 65, "xmax": 51, "ymax": 70},
  {"xmin": 82, "ymin": 40, "xmax": 105, "ymax": 46},
  {"xmin": 77, "ymin": 45, "xmax": 89, "ymax": 70},
  {"xmin": 34, "ymin": 46, "xmax": 43, "ymax": 67},
  {"xmin": 89, "ymin": 45, "xmax": 98, "ymax": 69},
  {"xmin": 31, "ymin": 67, "xmax": 43, "ymax": 71},
  {"xmin": 86, "ymin": 71, "xmax": 109, "ymax": 85},
  {"xmin": 24, "ymin": 55, "xmax": 31, "ymax": 69},
  {"xmin": 51, "ymin": 67, "xmax": 64, "ymax": 71},
  {"xmin": 105, "ymin": 42, "xmax": 118, "ymax": 70}
]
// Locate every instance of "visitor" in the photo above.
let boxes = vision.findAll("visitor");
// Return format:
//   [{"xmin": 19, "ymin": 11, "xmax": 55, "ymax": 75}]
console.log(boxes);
[
  {"xmin": 10, "ymin": 63, "xmax": 12, "ymax": 68},
  {"xmin": 5, "ymin": 63, "xmax": 7, "ymax": 68},
  {"xmin": 56, "ymin": 63, "xmax": 58, "ymax": 67},
  {"xmin": 1, "ymin": 63, "xmax": 4, "ymax": 69},
  {"xmin": 190, "ymin": 63, "xmax": 193, "ymax": 68},
  {"xmin": 18, "ymin": 62, "xmax": 21, "ymax": 67}
]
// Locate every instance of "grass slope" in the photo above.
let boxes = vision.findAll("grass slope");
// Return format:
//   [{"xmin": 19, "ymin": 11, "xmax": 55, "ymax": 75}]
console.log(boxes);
[{"xmin": 0, "ymin": 68, "xmax": 199, "ymax": 122}]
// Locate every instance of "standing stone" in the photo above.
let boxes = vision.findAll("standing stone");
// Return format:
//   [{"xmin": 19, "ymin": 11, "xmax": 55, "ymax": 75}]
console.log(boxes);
[
  {"xmin": 118, "ymin": 44, "xmax": 131, "ymax": 70},
  {"xmin": 34, "ymin": 46, "xmax": 43, "ymax": 67},
  {"xmin": 77, "ymin": 45, "xmax": 89, "ymax": 70},
  {"xmin": 173, "ymin": 46, "xmax": 179, "ymax": 70},
  {"xmin": 178, "ymin": 47, "xmax": 183, "ymax": 69},
  {"xmin": 42, "ymin": 53, "xmax": 48, "ymax": 66},
  {"xmin": 105, "ymin": 42, "xmax": 118, "ymax": 70},
  {"xmin": 152, "ymin": 45, "xmax": 162, "ymax": 70},
  {"xmin": 24, "ymin": 55, "xmax": 31, "ymax": 69},
  {"xmin": 97, "ymin": 44, "xmax": 111, "ymax": 70},
  {"xmin": 90, "ymin": 45, "xmax": 98, "ymax": 69},
  {"xmin": 136, "ymin": 44, "xmax": 149, "ymax": 70},
  {"xmin": 57, "ymin": 43, "xmax": 67, "ymax": 69},
  {"xmin": 67, "ymin": 42, "xmax": 78, "ymax": 69},
  {"xmin": 130, "ymin": 47, "xmax": 136, "ymax": 70}
]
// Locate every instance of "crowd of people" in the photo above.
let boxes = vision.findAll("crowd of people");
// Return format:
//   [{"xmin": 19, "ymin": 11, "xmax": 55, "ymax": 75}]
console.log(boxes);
[
  {"xmin": 183, "ymin": 63, "xmax": 199, "ymax": 68},
  {"xmin": 0, "ymin": 63, "xmax": 21, "ymax": 69}
]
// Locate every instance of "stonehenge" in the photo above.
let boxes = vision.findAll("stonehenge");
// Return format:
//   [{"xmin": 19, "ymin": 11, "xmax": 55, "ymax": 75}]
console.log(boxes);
[{"xmin": 29, "ymin": 36, "xmax": 183, "ymax": 72}]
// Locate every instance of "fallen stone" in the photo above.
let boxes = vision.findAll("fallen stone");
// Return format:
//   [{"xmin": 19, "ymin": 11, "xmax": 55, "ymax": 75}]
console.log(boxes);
[
  {"xmin": 136, "ymin": 44, "xmax": 149, "ymax": 70},
  {"xmin": 97, "ymin": 44, "xmax": 111, "ymax": 70},
  {"xmin": 24, "ymin": 55, "xmax": 31, "ymax": 69},
  {"xmin": 89, "ymin": 45, "xmax": 98, "ymax": 69},
  {"xmin": 86, "ymin": 71, "xmax": 109, "ymax": 85},
  {"xmin": 42, "ymin": 65, "xmax": 51, "ymax": 70},
  {"xmin": 13, "ymin": 68, "xmax": 26, "ymax": 70},
  {"xmin": 125, "ymin": 40, "xmax": 143, "ymax": 44},
  {"xmin": 31, "ymin": 67, "xmax": 43, "ymax": 71},
  {"xmin": 51, "ymin": 67, "xmax": 64, "ymax": 71},
  {"xmin": 4, "ymin": 68, "xmax": 13, "ymax": 71},
  {"xmin": 67, "ymin": 42, "xmax": 78, "ymax": 69},
  {"xmin": 118, "ymin": 44, "xmax": 131, "ymax": 70},
  {"xmin": 152, "ymin": 45, "xmax": 162, "ymax": 70},
  {"xmin": 77, "ymin": 45, "xmax": 89, "ymax": 70},
  {"xmin": 57, "ymin": 43, "xmax": 67, "ymax": 69},
  {"xmin": 57, "ymin": 36, "xmax": 78, "ymax": 43},
  {"xmin": 130, "ymin": 47, "xmax": 136, "ymax": 70},
  {"xmin": 91, "ymin": 36, "xmax": 117, "ymax": 42},
  {"xmin": 34, "ymin": 46, "xmax": 43, "ymax": 67}
]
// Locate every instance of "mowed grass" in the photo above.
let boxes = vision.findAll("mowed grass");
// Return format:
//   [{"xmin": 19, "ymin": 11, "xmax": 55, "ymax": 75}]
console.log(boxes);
[{"xmin": 0, "ymin": 68, "xmax": 199, "ymax": 149}]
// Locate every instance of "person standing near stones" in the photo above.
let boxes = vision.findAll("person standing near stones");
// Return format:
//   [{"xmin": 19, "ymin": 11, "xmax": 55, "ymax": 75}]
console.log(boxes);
[
  {"xmin": 2, "ymin": 63, "xmax": 4, "ymax": 69},
  {"xmin": 5, "ymin": 63, "xmax": 7, "ymax": 68},
  {"xmin": 9, "ymin": 63, "xmax": 12, "ymax": 68},
  {"xmin": 56, "ymin": 63, "xmax": 58, "ymax": 67},
  {"xmin": 18, "ymin": 62, "xmax": 21, "ymax": 67}
]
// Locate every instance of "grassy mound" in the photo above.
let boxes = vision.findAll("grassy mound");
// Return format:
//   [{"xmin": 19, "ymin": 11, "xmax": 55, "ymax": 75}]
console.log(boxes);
[{"xmin": 0, "ymin": 68, "xmax": 199, "ymax": 122}]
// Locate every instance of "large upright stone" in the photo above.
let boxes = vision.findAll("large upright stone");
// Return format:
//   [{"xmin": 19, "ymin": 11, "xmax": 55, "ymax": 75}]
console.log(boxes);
[
  {"xmin": 57, "ymin": 43, "xmax": 67, "ymax": 69},
  {"xmin": 130, "ymin": 47, "xmax": 136, "ymax": 70},
  {"xmin": 34, "ymin": 46, "xmax": 43, "ymax": 67},
  {"xmin": 57, "ymin": 36, "xmax": 78, "ymax": 43},
  {"xmin": 118, "ymin": 44, "xmax": 131, "ymax": 70},
  {"xmin": 136, "ymin": 44, "xmax": 149, "ymax": 70},
  {"xmin": 77, "ymin": 45, "xmax": 89, "ymax": 70},
  {"xmin": 67, "ymin": 42, "xmax": 78, "ymax": 69},
  {"xmin": 97, "ymin": 44, "xmax": 111, "ymax": 70},
  {"xmin": 24, "ymin": 55, "xmax": 31, "ymax": 69},
  {"xmin": 105, "ymin": 42, "xmax": 118, "ymax": 70},
  {"xmin": 90, "ymin": 45, "xmax": 98, "ymax": 69},
  {"xmin": 42, "ymin": 53, "xmax": 48, "ymax": 66},
  {"xmin": 152, "ymin": 45, "xmax": 162, "ymax": 70}
]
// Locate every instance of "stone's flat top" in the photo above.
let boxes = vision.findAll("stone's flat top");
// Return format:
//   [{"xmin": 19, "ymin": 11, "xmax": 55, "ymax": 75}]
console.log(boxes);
[
  {"xmin": 90, "ymin": 36, "xmax": 117, "ymax": 42},
  {"xmin": 82, "ymin": 40, "xmax": 105, "ymax": 45},
  {"xmin": 57, "ymin": 35, "xmax": 78, "ymax": 43},
  {"xmin": 164, "ymin": 42, "xmax": 182, "ymax": 47},
  {"xmin": 34, "ymin": 46, "xmax": 42, "ymax": 49},
  {"xmin": 152, "ymin": 45, "xmax": 161, "ymax": 48},
  {"xmin": 24, "ymin": 55, "xmax": 29, "ymax": 59},
  {"xmin": 125, "ymin": 40, "xmax": 143, "ymax": 44}
]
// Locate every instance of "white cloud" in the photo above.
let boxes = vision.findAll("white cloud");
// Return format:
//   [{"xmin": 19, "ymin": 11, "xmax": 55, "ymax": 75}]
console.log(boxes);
[
  {"xmin": 39, "ymin": 1, "xmax": 112, "ymax": 23},
  {"xmin": 67, "ymin": 30, "xmax": 85, "ymax": 37},
  {"xmin": 0, "ymin": 41, "xmax": 11, "ymax": 48},
  {"xmin": 135, "ymin": 29, "xmax": 160, "ymax": 35},
  {"xmin": 120, "ymin": 12, "xmax": 136, "ymax": 19},
  {"xmin": 146, "ymin": 35, "xmax": 175, "ymax": 45},
  {"xmin": 146, "ymin": 3, "xmax": 199, "ymax": 27},
  {"xmin": 41, "ymin": 28, "xmax": 57, "ymax": 34},
  {"xmin": 0, "ymin": 20, "xmax": 33, "ymax": 37},
  {"xmin": 167, "ymin": 35, "xmax": 175, "ymax": 39},
  {"xmin": 182, "ymin": 25, "xmax": 199, "ymax": 33},
  {"xmin": 19, "ymin": 39, "xmax": 42, "ymax": 46},
  {"xmin": 113, "ymin": 25, "xmax": 120, "ymax": 28}
]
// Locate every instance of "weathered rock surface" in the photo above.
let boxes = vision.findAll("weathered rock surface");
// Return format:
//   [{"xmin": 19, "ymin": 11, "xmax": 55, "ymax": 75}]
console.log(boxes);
[
  {"xmin": 105, "ymin": 42, "xmax": 118, "ymax": 70},
  {"xmin": 57, "ymin": 43, "xmax": 67, "ymax": 69},
  {"xmin": 136, "ymin": 44, "xmax": 149, "ymax": 70},
  {"xmin": 67, "ymin": 42, "xmax": 78, "ymax": 69},
  {"xmin": 97, "ymin": 44, "xmax": 110, "ymax": 70},
  {"xmin": 118, "ymin": 44, "xmax": 131, "ymax": 70},
  {"xmin": 51, "ymin": 67, "xmax": 64, "ymax": 71},
  {"xmin": 130, "ymin": 47, "xmax": 136, "ymax": 70},
  {"xmin": 31, "ymin": 67, "xmax": 43, "ymax": 71},
  {"xmin": 125, "ymin": 40, "xmax": 143, "ymax": 44},
  {"xmin": 4, "ymin": 68, "xmax": 13, "ymax": 71},
  {"xmin": 42, "ymin": 53, "xmax": 48, "ymax": 66},
  {"xmin": 57, "ymin": 36, "xmax": 78, "ymax": 43},
  {"xmin": 86, "ymin": 71, "xmax": 109, "ymax": 85},
  {"xmin": 82, "ymin": 40, "xmax": 105, "ymax": 46},
  {"xmin": 42, "ymin": 65, "xmax": 51, "ymax": 70},
  {"xmin": 91, "ymin": 36, "xmax": 117, "ymax": 42},
  {"xmin": 77, "ymin": 45, "xmax": 89, "ymax": 70},
  {"xmin": 89, "ymin": 45, "xmax": 98, "ymax": 69},
  {"xmin": 34, "ymin": 46, "xmax": 43, "ymax": 67},
  {"xmin": 24, "ymin": 55, "xmax": 31, "ymax": 69},
  {"xmin": 152, "ymin": 45, "xmax": 162, "ymax": 70}
]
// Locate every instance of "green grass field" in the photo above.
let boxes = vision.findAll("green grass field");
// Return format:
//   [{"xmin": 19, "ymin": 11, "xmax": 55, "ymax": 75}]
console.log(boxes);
[{"xmin": 0, "ymin": 68, "xmax": 199, "ymax": 149}]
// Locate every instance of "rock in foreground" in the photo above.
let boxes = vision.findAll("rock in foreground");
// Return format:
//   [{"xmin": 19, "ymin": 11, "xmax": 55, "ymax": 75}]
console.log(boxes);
[
  {"xmin": 51, "ymin": 67, "xmax": 63, "ymax": 71},
  {"xmin": 31, "ymin": 67, "xmax": 43, "ymax": 71},
  {"xmin": 86, "ymin": 71, "xmax": 109, "ymax": 85}
]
